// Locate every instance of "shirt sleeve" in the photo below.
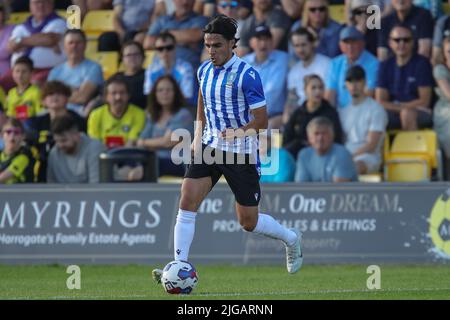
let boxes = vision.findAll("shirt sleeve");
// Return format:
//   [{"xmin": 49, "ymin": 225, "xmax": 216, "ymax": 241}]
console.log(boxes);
[
  {"xmin": 368, "ymin": 103, "xmax": 388, "ymax": 132},
  {"xmin": 294, "ymin": 150, "xmax": 310, "ymax": 182},
  {"xmin": 433, "ymin": 64, "xmax": 449, "ymax": 81},
  {"xmin": 148, "ymin": 16, "xmax": 164, "ymax": 36},
  {"xmin": 376, "ymin": 60, "xmax": 389, "ymax": 89},
  {"xmin": 139, "ymin": 116, "xmax": 154, "ymax": 139},
  {"xmin": 168, "ymin": 109, "xmax": 194, "ymax": 133},
  {"xmin": 433, "ymin": 16, "xmax": 446, "ymax": 48},
  {"xmin": 242, "ymin": 67, "xmax": 266, "ymax": 109},
  {"xmin": 417, "ymin": 57, "xmax": 433, "ymax": 87},
  {"xmin": 365, "ymin": 58, "xmax": 379, "ymax": 90},
  {"xmin": 88, "ymin": 140, "xmax": 106, "ymax": 183},
  {"xmin": 325, "ymin": 59, "xmax": 338, "ymax": 90},
  {"xmin": 87, "ymin": 110, "xmax": 101, "ymax": 140},
  {"xmin": 46, "ymin": 148, "xmax": 57, "ymax": 183},
  {"xmin": 333, "ymin": 147, "xmax": 357, "ymax": 181},
  {"xmin": 129, "ymin": 109, "xmax": 146, "ymax": 139},
  {"xmin": 180, "ymin": 63, "xmax": 194, "ymax": 99},
  {"xmin": 44, "ymin": 18, "xmax": 67, "ymax": 34},
  {"xmin": 417, "ymin": 9, "xmax": 434, "ymax": 40},
  {"xmin": 86, "ymin": 62, "xmax": 104, "ymax": 86}
]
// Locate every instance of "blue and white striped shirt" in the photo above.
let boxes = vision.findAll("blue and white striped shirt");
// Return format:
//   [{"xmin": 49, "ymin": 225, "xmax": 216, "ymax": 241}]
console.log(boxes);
[{"xmin": 198, "ymin": 54, "xmax": 266, "ymax": 156}]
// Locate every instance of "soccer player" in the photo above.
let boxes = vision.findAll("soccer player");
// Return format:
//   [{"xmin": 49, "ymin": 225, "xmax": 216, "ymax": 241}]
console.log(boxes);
[{"xmin": 153, "ymin": 15, "xmax": 303, "ymax": 282}]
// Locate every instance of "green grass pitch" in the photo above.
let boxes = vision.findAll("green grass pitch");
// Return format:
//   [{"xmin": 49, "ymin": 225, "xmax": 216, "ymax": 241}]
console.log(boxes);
[{"xmin": 0, "ymin": 264, "xmax": 449, "ymax": 300}]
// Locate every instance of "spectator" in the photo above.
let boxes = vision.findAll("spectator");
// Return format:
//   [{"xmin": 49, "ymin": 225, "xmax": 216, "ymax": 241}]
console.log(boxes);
[
  {"xmin": 432, "ymin": 10, "xmax": 450, "ymax": 66},
  {"xmin": 290, "ymin": 0, "xmax": 343, "ymax": 59},
  {"xmin": 285, "ymin": 27, "xmax": 330, "ymax": 118},
  {"xmin": 143, "ymin": 0, "xmax": 209, "ymax": 70},
  {"xmin": 48, "ymin": 29, "xmax": 104, "ymax": 117},
  {"xmin": 11, "ymin": 0, "xmax": 74, "ymax": 12},
  {"xmin": 0, "ymin": 118, "xmax": 35, "ymax": 184},
  {"xmin": 432, "ymin": 36, "xmax": 450, "ymax": 173},
  {"xmin": 98, "ymin": 0, "xmax": 156, "ymax": 51},
  {"xmin": 242, "ymin": 25, "xmax": 288, "ymax": 129},
  {"xmin": 377, "ymin": 0, "xmax": 433, "ymax": 61},
  {"xmin": 113, "ymin": 0, "xmax": 156, "ymax": 43},
  {"xmin": 26, "ymin": 80, "xmax": 86, "ymax": 182},
  {"xmin": 136, "ymin": 75, "xmax": 193, "ymax": 177},
  {"xmin": 376, "ymin": 24, "xmax": 433, "ymax": 130},
  {"xmin": 6, "ymin": 56, "xmax": 42, "ymax": 121},
  {"xmin": 0, "ymin": 1, "xmax": 14, "ymax": 77},
  {"xmin": 347, "ymin": 0, "xmax": 380, "ymax": 56},
  {"xmin": 295, "ymin": 116, "xmax": 358, "ymax": 182},
  {"xmin": 413, "ymin": 0, "xmax": 443, "ymax": 19},
  {"xmin": 216, "ymin": 0, "xmax": 245, "ymax": 37},
  {"xmin": 237, "ymin": 0, "xmax": 291, "ymax": 56},
  {"xmin": 144, "ymin": 32, "xmax": 194, "ymax": 105},
  {"xmin": 88, "ymin": 76, "xmax": 146, "ymax": 148},
  {"xmin": 71, "ymin": 0, "xmax": 113, "ymax": 19},
  {"xmin": 47, "ymin": 113, "xmax": 106, "ymax": 183},
  {"xmin": 345, "ymin": 0, "xmax": 394, "ymax": 22},
  {"xmin": 325, "ymin": 26, "xmax": 379, "ymax": 109},
  {"xmin": 2, "ymin": 0, "xmax": 67, "ymax": 90},
  {"xmin": 280, "ymin": 0, "xmax": 305, "ymax": 20},
  {"xmin": 340, "ymin": 65, "xmax": 387, "ymax": 174},
  {"xmin": 115, "ymin": 41, "xmax": 146, "ymax": 110},
  {"xmin": 283, "ymin": 74, "xmax": 343, "ymax": 159},
  {"xmin": 259, "ymin": 132, "xmax": 296, "ymax": 183},
  {"xmin": 0, "ymin": 103, "xmax": 7, "ymax": 150}
]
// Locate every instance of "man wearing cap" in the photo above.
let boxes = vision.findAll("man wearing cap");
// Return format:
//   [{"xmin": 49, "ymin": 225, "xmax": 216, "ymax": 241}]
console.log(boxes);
[
  {"xmin": 339, "ymin": 65, "xmax": 387, "ymax": 175},
  {"xmin": 378, "ymin": 0, "xmax": 433, "ymax": 61},
  {"xmin": 325, "ymin": 25, "xmax": 379, "ymax": 109},
  {"xmin": 376, "ymin": 24, "xmax": 433, "ymax": 131},
  {"xmin": 242, "ymin": 25, "xmax": 288, "ymax": 129},
  {"xmin": 348, "ymin": 0, "xmax": 380, "ymax": 56}
]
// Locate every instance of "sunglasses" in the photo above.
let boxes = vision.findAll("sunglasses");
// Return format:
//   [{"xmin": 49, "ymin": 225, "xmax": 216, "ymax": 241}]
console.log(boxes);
[
  {"xmin": 3, "ymin": 128, "xmax": 22, "ymax": 136},
  {"xmin": 155, "ymin": 44, "xmax": 175, "ymax": 52},
  {"xmin": 219, "ymin": 1, "xmax": 238, "ymax": 8},
  {"xmin": 390, "ymin": 37, "xmax": 413, "ymax": 44},
  {"xmin": 309, "ymin": 6, "xmax": 327, "ymax": 13}
]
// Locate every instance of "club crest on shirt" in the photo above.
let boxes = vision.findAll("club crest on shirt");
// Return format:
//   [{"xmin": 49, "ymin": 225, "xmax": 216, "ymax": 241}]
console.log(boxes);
[{"xmin": 226, "ymin": 72, "xmax": 237, "ymax": 87}]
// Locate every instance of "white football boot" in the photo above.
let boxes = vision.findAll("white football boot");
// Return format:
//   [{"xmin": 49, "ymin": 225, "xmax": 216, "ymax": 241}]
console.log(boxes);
[
  {"xmin": 152, "ymin": 268, "xmax": 163, "ymax": 284},
  {"xmin": 285, "ymin": 228, "xmax": 303, "ymax": 274}
]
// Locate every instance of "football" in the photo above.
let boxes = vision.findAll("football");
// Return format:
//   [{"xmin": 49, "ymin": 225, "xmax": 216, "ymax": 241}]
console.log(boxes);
[{"xmin": 161, "ymin": 260, "xmax": 199, "ymax": 294}]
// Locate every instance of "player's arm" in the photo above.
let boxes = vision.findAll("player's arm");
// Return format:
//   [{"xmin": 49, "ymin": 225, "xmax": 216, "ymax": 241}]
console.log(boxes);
[
  {"xmin": 222, "ymin": 106, "xmax": 268, "ymax": 139},
  {"xmin": 192, "ymin": 88, "xmax": 205, "ymax": 153}
]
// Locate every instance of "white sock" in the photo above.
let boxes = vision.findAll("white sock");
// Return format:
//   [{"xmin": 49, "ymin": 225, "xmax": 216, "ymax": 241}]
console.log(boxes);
[
  {"xmin": 174, "ymin": 209, "xmax": 197, "ymax": 261},
  {"xmin": 252, "ymin": 213, "xmax": 297, "ymax": 246}
]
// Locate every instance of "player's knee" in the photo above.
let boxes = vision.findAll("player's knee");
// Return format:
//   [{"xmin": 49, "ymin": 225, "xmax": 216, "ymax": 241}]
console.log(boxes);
[{"xmin": 239, "ymin": 217, "xmax": 257, "ymax": 232}]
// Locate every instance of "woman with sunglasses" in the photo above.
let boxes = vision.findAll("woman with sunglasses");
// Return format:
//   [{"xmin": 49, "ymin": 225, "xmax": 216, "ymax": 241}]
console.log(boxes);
[
  {"xmin": 289, "ymin": 0, "xmax": 343, "ymax": 60},
  {"xmin": 0, "ymin": 118, "xmax": 35, "ymax": 184}
]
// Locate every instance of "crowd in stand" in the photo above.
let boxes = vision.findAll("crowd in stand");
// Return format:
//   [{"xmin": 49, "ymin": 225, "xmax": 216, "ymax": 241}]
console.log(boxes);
[{"xmin": 0, "ymin": 0, "xmax": 449, "ymax": 184}]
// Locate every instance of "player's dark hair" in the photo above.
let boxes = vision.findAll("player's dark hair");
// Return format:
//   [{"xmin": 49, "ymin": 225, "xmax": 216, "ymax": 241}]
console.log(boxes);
[
  {"xmin": 290, "ymin": 26, "xmax": 317, "ymax": 43},
  {"xmin": 203, "ymin": 14, "xmax": 239, "ymax": 48},
  {"xmin": 155, "ymin": 31, "xmax": 176, "ymax": 44},
  {"xmin": 14, "ymin": 56, "xmax": 33, "ymax": 71},
  {"xmin": 51, "ymin": 113, "xmax": 79, "ymax": 135},
  {"xmin": 147, "ymin": 75, "xmax": 185, "ymax": 122},
  {"xmin": 105, "ymin": 74, "xmax": 130, "ymax": 94},
  {"xmin": 42, "ymin": 80, "xmax": 72, "ymax": 98},
  {"xmin": 64, "ymin": 28, "xmax": 87, "ymax": 42}
]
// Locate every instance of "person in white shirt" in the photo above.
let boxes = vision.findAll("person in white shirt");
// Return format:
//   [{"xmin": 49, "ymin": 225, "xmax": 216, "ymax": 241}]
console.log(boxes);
[
  {"xmin": 284, "ymin": 27, "xmax": 330, "ymax": 123},
  {"xmin": 339, "ymin": 65, "xmax": 387, "ymax": 175},
  {"xmin": 2, "ymin": 0, "xmax": 66, "ymax": 89}
]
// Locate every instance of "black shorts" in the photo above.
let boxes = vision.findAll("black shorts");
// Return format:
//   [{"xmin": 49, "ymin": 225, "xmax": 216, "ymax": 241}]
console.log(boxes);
[{"xmin": 184, "ymin": 144, "xmax": 261, "ymax": 206}]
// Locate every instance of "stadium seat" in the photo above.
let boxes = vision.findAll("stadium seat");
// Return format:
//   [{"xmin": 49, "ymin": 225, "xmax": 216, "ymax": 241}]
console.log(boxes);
[
  {"xmin": 329, "ymin": 4, "xmax": 346, "ymax": 24},
  {"xmin": 158, "ymin": 176, "xmax": 183, "ymax": 184},
  {"xmin": 444, "ymin": 3, "xmax": 450, "ymax": 14},
  {"xmin": 85, "ymin": 51, "xmax": 119, "ymax": 80},
  {"xmin": 143, "ymin": 50, "xmax": 155, "ymax": 69},
  {"xmin": 358, "ymin": 173, "xmax": 382, "ymax": 183},
  {"xmin": 85, "ymin": 40, "xmax": 99, "ymax": 55},
  {"xmin": 7, "ymin": 12, "xmax": 29, "ymax": 24},
  {"xmin": 384, "ymin": 130, "xmax": 443, "ymax": 182},
  {"xmin": 81, "ymin": 10, "xmax": 114, "ymax": 39}
]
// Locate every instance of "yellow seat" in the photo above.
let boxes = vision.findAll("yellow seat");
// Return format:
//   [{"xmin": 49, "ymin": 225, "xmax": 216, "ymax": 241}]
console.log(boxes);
[
  {"xmin": 7, "ymin": 12, "xmax": 29, "ymax": 25},
  {"xmin": 143, "ymin": 50, "xmax": 155, "ymax": 69},
  {"xmin": 384, "ymin": 130, "xmax": 442, "ymax": 182},
  {"xmin": 81, "ymin": 10, "xmax": 114, "ymax": 39},
  {"xmin": 358, "ymin": 173, "xmax": 383, "ymax": 183},
  {"xmin": 158, "ymin": 176, "xmax": 182, "ymax": 184},
  {"xmin": 329, "ymin": 4, "xmax": 346, "ymax": 24},
  {"xmin": 85, "ymin": 51, "xmax": 119, "ymax": 80},
  {"xmin": 444, "ymin": 3, "xmax": 450, "ymax": 14},
  {"xmin": 85, "ymin": 40, "xmax": 98, "ymax": 55}
]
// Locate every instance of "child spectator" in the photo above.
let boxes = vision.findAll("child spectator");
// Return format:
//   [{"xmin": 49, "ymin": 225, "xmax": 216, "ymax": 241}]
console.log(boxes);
[
  {"xmin": 6, "ymin": 56, "xmax": 42, "ymax": 121},
  {"xmin": 0, "ymin": 118, "xmax": 35, "ymax": 184}
]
